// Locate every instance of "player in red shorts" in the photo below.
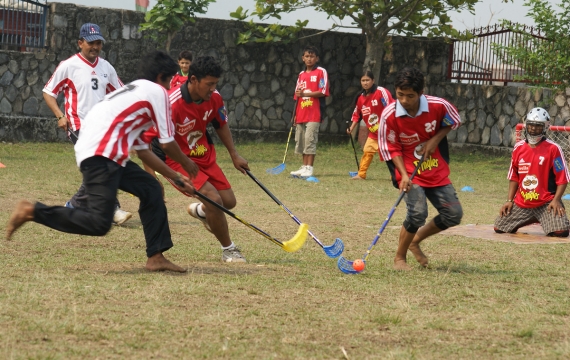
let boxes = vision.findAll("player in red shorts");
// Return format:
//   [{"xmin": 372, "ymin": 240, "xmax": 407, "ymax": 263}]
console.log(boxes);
[
  {"xmin": 143, "ymin": 56, "xmax": 250, "ymax": 263},
  {"xmin": 379, "ymin": 67, "xmax": 463, "ymax": 270},
  {"xmin": 346, "ymin": 70, "xmax": 394, "ymax": 180},
  {"xmin": 494, "ymin": 107, "xmax": 570, "ymax": 237}
]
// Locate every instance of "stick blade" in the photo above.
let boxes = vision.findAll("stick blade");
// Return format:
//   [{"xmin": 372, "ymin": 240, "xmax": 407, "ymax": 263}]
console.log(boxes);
[
  {"xmin": 282, "ymin": 223, "xmax": 308, "ymax": 252},
  {"xmin": 323, "ymin": 237, "xmax": 344, "ymax": 258},
  {"xmin": 348, "ymin": 171, "xmax": 358, "ymax": 177},
  {"xmin": 337, "ymin": 256, "xmax": 361, "ymax": 274},
  {"xmin": 266, "ymin": 163, "xmax": 285, "ymax": 175}
]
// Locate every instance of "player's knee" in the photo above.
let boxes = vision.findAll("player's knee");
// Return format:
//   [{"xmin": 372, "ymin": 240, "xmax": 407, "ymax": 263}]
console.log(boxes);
[
  {"xmin": 547, "ymin": 230, "xmax": 569, "ymax": 237},
  {"xmin": 438, "ymin": 204, "xmax": 463, "ymax": 229},
  {"xmin": 91, "ymin": 218, "xmax": 113, "ymax": 236},
  {"xmin": 403, "ymin": 219, "xmax": 423, "ymax": 234},
  {"xmin": 223, "ymin": 197, "xmax": 237, "ymax": 210}
]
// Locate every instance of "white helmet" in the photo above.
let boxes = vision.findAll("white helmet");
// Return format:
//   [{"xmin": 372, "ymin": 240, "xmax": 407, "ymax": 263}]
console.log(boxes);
[{"xmin": 525, "ymin": 107, "xmax": 550, "ymax": 145}]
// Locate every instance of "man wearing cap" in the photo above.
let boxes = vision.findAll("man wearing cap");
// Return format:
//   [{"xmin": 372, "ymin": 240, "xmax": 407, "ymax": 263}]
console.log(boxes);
[{"xmin": 43, "ymin": 23, "xmax": 132, "ymax": 225}]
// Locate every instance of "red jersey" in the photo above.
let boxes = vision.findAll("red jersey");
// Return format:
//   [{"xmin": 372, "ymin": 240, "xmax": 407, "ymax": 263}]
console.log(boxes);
[
  {"xmin": 351, "ymin": 86, "xmax": 394, "ymax": 141},
  {"xmin": 144, "ymin": 84, "xmax": 227, "ymax": 168},
  {"xmin": 379, "ymin": 95, "xmax": 461, "ymax": 188},
  {"xmin": 294, "ymin": 67, "xmax": 329, "ymax": 123},
  {"xmin": 170, "ymin": 71, "xmax": 188, "ymax": 89},
  {"xmin": 508, "ymin": 139, "xmax": 570, "ymax": 208},
  {"xmin": 74, "ymin": 79, "xmax": 174, "ymax": 167}
]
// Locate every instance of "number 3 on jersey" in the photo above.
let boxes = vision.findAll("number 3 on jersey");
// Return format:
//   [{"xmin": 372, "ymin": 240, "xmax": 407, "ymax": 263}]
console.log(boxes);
[{"xmin": 425, "ymin": 120, "xmax": 437, "ymax": 133}]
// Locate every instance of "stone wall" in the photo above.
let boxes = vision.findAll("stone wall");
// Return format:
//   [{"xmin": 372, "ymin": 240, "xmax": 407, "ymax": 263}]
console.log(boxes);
[
  {"xmin": 430, "ymin": 83, "xmax": 569, "ymax": 151},
  {"xmin": 0, "ymin": 2, "xmax": 447, "ymax": 143}
]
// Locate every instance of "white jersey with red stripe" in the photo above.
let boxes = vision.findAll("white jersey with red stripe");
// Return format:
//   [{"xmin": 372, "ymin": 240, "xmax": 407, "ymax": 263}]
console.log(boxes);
[
  {"xmin": 75, "ymin": 79, "xmax": 175, "ymax": 167},
  {"xmin": 43, "ymin": 53, "xmax": 124, "ymax": 131},
  {"xmin": 509, "ymin": 139, "xmax": 570, "ymax": 208}
]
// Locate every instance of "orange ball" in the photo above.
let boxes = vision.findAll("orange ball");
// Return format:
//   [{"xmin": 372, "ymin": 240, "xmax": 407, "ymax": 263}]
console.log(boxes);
[{"xmin": 352, "ymin": 259, "xmax": 365, "ymax": 272}]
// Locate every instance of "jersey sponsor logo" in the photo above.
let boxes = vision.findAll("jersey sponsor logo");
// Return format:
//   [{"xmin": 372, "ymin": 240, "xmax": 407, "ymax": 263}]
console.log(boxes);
[
  {"xmin": 367, "ymin": 114, "xmax": 379, "ymax": 133},
  {"xmin": 176, "ymin": 117, "xmax": 196, "ymax": 135},
  {"xmin": 414, "ymin": 156, "xmax": 439, "ymax": 175},
  {"xmin": 311, "ymin": 75, "xmax": 317, "ymax": 82},
  {"xmin": 399, "ymin": 132, "xmax": 420, "ymax": 145},
  {"xmin": 297, "ymin": 81, "xmax": 307, "ymax": 91},
  {"xmin": 187, "ymin": 130, "xmax": 208, "ymax": 157},
  {"xmin": 319, "ymin": 78, "xmax": 325, "ymax": 88},
  {"xmin": 554, "ymin": 156, "xmax": 564, "ymax": 172},
  {"xmin": 91, "ymin": 71, "xmax": 96, "ymax": 75},
  {"xmin": 520, "ymin": 174, "xmax": 540, "ymax": 202},
  {"xmin": 218, "ymin": 106, "xmax": 227, "ymax": 122},
  {"xmin": 361, "ymin": 106, "xmax": 371, "ymax": 116},
  {"xmin": 518, "ymin": 162, "xmax": 531, "ymax": 174},
  {"xmin": 301, "ymin": 89, "xmax": 314, "ymax": 109},
  {"xmin": 388, "ymin": 130, "xmax": 396, "ymax": 144}
]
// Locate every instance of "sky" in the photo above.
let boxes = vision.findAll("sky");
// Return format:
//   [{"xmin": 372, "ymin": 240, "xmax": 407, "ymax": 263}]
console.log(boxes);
[{"xmin": 64, "ymin": 0, "xmax": 555, "ymax": 33}]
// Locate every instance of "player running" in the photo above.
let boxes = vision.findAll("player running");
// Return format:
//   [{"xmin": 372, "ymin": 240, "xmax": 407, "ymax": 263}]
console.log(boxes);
[
  {"xmin": 346, "ymin": 70, "xmax": 394, "ymax": 180},
  {"xmin": 143, "ymin": 56, "xmax": 250, "ymax": 263},
  {"xmin": 494, "ymin": 107, "xmax": 570, "ymax": 237},
  {"xmin": 379, "ymin": 67, "xmax": 463, "ymax": 270},
  {"xmin": 7, "ymin": 51, "xmax": 198, "ymax": 272},
  {"xmin": 42, "ymin": 22, "xmax": 132, "ymax": 225}
]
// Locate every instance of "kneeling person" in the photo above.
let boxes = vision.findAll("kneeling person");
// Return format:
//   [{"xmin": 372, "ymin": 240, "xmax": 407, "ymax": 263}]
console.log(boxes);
[
  {"xmin": 143, "ymin": 56, "xmax": 249, "ymax": 263},
  {"xmin": 495, "ymin": 107, "xmax": 570, "ymax": 237}
]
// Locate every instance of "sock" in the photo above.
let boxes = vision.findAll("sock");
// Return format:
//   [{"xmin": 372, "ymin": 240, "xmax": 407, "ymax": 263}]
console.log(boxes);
[
  {"xmin": 197, "ymin": 203, "xmax": 206, "ymax": 218},
  {"xmin": 221, "ymin": 242, "xmax": 235, "ymax": 250}
]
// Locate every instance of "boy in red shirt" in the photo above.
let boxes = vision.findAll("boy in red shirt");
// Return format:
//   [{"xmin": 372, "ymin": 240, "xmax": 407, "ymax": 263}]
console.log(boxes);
[
  {"xmin": 170, "ymin": 50, "xmax": 192, "ymax": 89},
  {"xmin": 290, "ymin": 45, "xmax": 330, "ymax": 178},
  {"xmin": 494, "ymin": 107, "xmax": 570, "ymax": 236},
  {"xmin": 347, "ymin": 70, "xmax": 394, "ymax": 179},
  {"xmin": 379, "ymin": 67, "xmax": 463, "ymax": 270},
  {"xmin": 143, "ymin": 56, "xmax": 250, "ymax": 263}
]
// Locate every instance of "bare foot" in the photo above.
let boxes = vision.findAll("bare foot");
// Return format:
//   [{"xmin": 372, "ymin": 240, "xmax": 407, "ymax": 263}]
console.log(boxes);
[
  {"xmin": 393, "ymin": 258, "xmax": 412, "ymax": 271},
  {"xmin": 145, "ymin": 253, "xmax": 187, "ymax": 272},
  {"xmin": 409, "ymin": 242, "xmax": 428, "ymax": 268},
  {"xmin": 351, "ymin": 175, "xmax": 364, "ymax": 180},
  {"xmin": 6, "ymin": 200, "xmax": 35, "ymax": 240}
]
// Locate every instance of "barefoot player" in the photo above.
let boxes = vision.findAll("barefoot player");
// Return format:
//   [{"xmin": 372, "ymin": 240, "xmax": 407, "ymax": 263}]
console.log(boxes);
[
  {"xmin": 378, "ymin": 67, "xmax": 463, "ymax": 270},
  {"xmin": 6, "ymin": 51, "xmax": 199, "ymax": 272}
]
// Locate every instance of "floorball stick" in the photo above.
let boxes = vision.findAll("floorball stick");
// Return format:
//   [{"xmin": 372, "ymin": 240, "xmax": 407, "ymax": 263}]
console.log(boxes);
[{"xmin": 267, "ymin": 98, "xmax": 299, "ymax": 175}]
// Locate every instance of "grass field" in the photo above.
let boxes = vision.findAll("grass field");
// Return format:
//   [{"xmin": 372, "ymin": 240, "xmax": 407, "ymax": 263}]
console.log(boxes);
[{"xmin": 1, "ymin": 142, "xmax": 569, "ymax": 359}]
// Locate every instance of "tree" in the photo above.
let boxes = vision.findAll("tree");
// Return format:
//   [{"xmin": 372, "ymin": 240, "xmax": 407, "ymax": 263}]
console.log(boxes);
[
  {"xmin": 139, "ymin": 0, "xmax": 215, "ymax": 52},
  {"xmin": 230, "ymin": 0, "xmax": 503, "ymax": 80},
  {"xmin": 493, "ymin": 0, "xmax": 570, "ymax": 92}
]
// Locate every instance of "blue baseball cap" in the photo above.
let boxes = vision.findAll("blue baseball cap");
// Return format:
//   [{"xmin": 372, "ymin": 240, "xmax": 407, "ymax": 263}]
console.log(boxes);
[{"xmin": 79, "ymin": 23, "xmax": 105, "ymax": 42}]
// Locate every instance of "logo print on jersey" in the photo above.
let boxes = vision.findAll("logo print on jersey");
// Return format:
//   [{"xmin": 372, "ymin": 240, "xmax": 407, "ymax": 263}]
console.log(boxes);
[
  {"xmin": 361, "ymin": 106, "xmax": 371, "ymax": 116},
  {"xmin": 520, "ymin": 174, "xmax": 540, "ymax": 202},
  {"xmin": 300, "ymin": 89, "xmax": 314, "ymax": 108},
  {"xmin": 311, "ymin": 76, "xmax": 317, "ymax": 82},
  {"xmin": 319, "ymin": 78, "xmax": 325, "ymax": 88},
  {"xmin": 518, "ymin": 162, "xmax": 531, "ymax": 174},
  {"xmin": 399, "ymin": 133, "xmax": 420, "ymax": 145},
  {"xmin": 187, "ymin": 130, "xmax": 208, "ymax": 157},
  {"xmin": 414, "ymin": 156, "xmax": 439, "ymax": 175},
  {"xmin": 442, "ymin": 114, "xmax": 454, "ymax": 126},
  {"xmin": 91, "ymin": 71, "xmax": 96, "ymax": 75},
  {"xmin": 367, "ymin": 114, "xmax": 379, "ymax": 133},
  {"xmin": 176, "ymin": 118, "xmax": 196, "ymax": 135},
  {"xmin": 554, "ymin": 157, "xmax": 564, "ymax": 172}
]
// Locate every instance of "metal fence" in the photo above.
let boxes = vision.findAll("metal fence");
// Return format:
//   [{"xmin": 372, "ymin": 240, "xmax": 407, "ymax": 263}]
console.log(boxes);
[
  {"xmin": 447, "ymin": 23, "xmax": 548, "ymax": 86},
  {"xmin": 0, "ymin": 0, "xmax": 48, "ymax": 51}
]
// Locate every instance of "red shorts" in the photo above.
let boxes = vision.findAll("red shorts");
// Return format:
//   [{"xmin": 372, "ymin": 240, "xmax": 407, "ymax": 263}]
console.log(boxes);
[{"xmin": 165, "ymin": 159, "xmax": 231, "ymax": 197}]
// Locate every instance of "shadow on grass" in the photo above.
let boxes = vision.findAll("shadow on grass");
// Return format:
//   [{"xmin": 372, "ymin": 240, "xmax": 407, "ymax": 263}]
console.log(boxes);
[{"xmin": 88, "ymin": 264, "xmax": 262, "ymax": 276}]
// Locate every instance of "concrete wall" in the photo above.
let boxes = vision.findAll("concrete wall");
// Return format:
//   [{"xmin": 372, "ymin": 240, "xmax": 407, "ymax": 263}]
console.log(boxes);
[{"xmin": 0, "ymin": 2, "xmax": 447, "ymax": 143}]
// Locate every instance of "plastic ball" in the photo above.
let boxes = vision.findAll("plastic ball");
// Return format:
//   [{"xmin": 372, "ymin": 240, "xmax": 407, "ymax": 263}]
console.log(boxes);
[{"xmin": 353, "ymin": 259, "xmax": 365, "ymax": 272}]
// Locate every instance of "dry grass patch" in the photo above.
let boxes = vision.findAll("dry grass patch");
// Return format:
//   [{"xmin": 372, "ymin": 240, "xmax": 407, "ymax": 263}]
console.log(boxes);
[{"xmin": 0, "ymin": 142, "xmax": 569, "ymax": 359}]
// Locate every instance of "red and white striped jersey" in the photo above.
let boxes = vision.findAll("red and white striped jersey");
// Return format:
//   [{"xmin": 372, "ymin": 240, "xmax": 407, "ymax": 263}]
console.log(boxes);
[
  {"xmin": 509, "ymin": 139, "xmax": 570, "ymax": 208},
  {"xmin": 378, "ymin": 95, "xmax": 461, "ymax": 188},
  {"xmin": 74, "ymin": 79, "xmax": 174, "ymax": 167},
  {"xmin": 351, "ymin": 86, "xmax": 394, "ymax": 140},
  {"xmin": 43, "ymin": 53, "xmax": 124, "ymax": 131},
  {"xmin": 294, "ymin": 66, "xmax": 329, "ymax": 123}
]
